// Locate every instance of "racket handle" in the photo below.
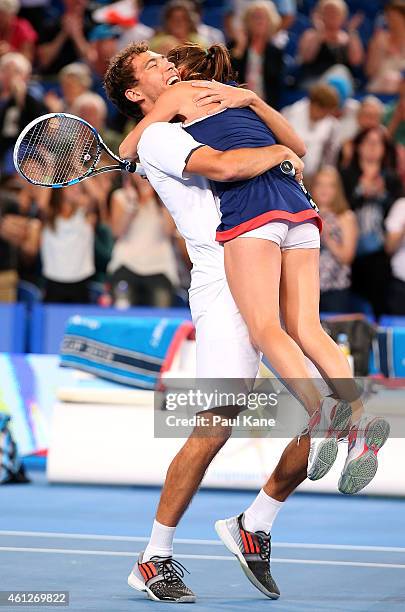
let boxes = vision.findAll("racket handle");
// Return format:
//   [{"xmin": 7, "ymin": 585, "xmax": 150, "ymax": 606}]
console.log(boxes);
[
  {"xmin": 280, "ymin": 159, "xmax": 295, "ymax": 176},
  {"xmin": 121, "ymin": 159, "xmax": 147, "ymax": 177}
]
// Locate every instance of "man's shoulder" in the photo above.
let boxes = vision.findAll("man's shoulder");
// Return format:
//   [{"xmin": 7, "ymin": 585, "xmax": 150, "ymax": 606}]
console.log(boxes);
[{"xmin": 139, "ymin": 121, "xmax": 183, "ymax": 147}]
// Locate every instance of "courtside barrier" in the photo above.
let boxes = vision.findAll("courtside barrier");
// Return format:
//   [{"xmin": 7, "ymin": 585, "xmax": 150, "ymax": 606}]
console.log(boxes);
[
  {"xmin": 29, "ymin": 304, "xmax": 191, "ymax": 354},
  {"xmin": 0, "ymin": 303, "xmax": 26, "ymax": 353}
]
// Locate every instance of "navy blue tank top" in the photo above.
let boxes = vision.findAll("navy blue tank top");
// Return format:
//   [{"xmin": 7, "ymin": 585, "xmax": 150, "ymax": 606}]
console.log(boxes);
[{"xmin": 183, "ymin": 107, "xmax": 321, "ymax": 242}]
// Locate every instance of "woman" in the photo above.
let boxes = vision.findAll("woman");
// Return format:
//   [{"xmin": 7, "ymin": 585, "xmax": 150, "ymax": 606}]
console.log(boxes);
[
  {"xmin": 311, "ymin": 166, "xmax": 358, "ymax": 313},
  {"xmin": 120, "ymin": 43, "xmax": 366, "ymax": 444},
  {"xmin": 108, "ymin": 172, "xmax": 179, "ymax": 307},
  {"xmin": 228, "ymin": 0, "xmax": 284, "ymax": 110},
  {"xmin": 366, "ymin": 0, "xmax": 405, "ymax": 94},
  {"xmin": 149, "ymin": 0, "xmax": 206, "ymax": 54},
  {"xmin": 297, "ymin": 0, "xmax": 363, "ymax": 85},
  {"xmin": 339, "ymin": 126, "xmax": 402, "ymax": 317},
  {"xmin": 41, "ymin": 184, "xmax": 95, "ymax": 303}
]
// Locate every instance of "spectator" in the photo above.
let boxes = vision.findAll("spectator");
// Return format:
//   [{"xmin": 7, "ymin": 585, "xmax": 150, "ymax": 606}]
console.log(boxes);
[
  {"xmin": 92, "ymin": 0, "xmax": 153, "ymax": 51},
  {"xmin": 18, "ymin": 0, "xmax": 51, "ymax": 37},
  {"xmin": 282, "ymin": 83, "xmax": 340, "ymax": 178},
  {"xmin": 228, "ymin": 1, "xmax": 284, "ymax": 109},
  {"xmin": 0, "ymin": 52, "xmax": 47, "ymax": 176},
  {"xmin": 226, "ymin": 0, "xmax": 296, "ymax": 37},
  {"xmin": 0, "ymin": 175, "xmax": 41, "ymax": 301},
  {"xmin": 366, "ymin": 1, "xmax": 405, "ymax": 94},
  {"xmin": 297, "ymin": 0, "xmax": 363, "ymax": 86},
  {"xmin": 339, "ymin": 96, "xmax": 385, "ymax": 168},
  {"xmin": 37, "ymin": 0, "xmax": 94, "ymax": 76},
  {"xmin": 41, "ymin": 185, "xmax": 95, "ymax": 303},
  {"xmin": 385, "ymin": 196, "xmax": 405, "ymax": 314},
  {"xmin": 108, "ymin": 173, "xmax": 179, "ymax": 307},
  {"xmin": 192, "ymin": 1, "xmax": 226, "ymax": 45},
  {"xmin": 44, "ymin": 62, "xmax": 92, "ymax": 114},
  {"xmin": 0, "ymin": 0, "xmax": 38, "ymax": 62},
  {"xmin": 340, "ymin": 126, "xmax": 402, "ymax": 317},
  {"xmin": 149, "ymin": 0, "xmax": 207, "ymax": 53},
  {"xmin": 88, "ymin": 24, "xmax": 121, "ymax": 80},
  {"xmin": 311, "ymin": 166, "xmax": 358, "ymax": 313},
  {"xmin": 71, "ymin": 92, "xmax": 122, "ymax": 159},
  {"xmin": 384, "ymin": 75, "xmax": 405, "ymax": 148}
]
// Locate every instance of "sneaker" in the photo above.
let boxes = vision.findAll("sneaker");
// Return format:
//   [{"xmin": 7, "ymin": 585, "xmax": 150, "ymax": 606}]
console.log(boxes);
[
  {"xmin": 215, "ymin": 514, "xmax": 280, "ymax": 599},
  {"xmin": 128, "ymin": 552, "xmax": 196, "ymax": 603},
  {"xmin": 338, "ymin": 416, "xmax": 390, "ymax": 495},
  {"xmin": 307, "ymin": 400, "xmax": 352, "ymax": 481}
]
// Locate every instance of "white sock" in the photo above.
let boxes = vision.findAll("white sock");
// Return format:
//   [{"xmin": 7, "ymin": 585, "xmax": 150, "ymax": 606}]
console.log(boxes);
[
  {"xmin": 243, "ymin": 489, "xmax": 284, "ymax": 534},
  {"xmin": 143, "ymin": 520, "xmax": 176, "ymax": 562}
]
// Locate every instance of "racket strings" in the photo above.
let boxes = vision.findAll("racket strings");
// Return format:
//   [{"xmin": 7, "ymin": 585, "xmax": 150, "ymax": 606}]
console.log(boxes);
[{"xmin": 17, "ymin": 116, "xmax": 99, "ymax": 185}]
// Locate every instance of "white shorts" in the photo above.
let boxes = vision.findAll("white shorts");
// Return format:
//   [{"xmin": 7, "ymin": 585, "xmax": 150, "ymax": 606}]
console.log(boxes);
[
  {"xmin": 240, "ymin": 219, "xmax": 320, "ymax": 249},
  {"xmin": 189, "ymin": 279, "xmax": 260, "ymax": 380}
]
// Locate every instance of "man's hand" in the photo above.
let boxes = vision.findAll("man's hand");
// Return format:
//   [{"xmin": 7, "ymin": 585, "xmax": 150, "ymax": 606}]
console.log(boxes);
[{"xmin": 191, "ymin": 80, "xmax": 256, "ymax": 113}]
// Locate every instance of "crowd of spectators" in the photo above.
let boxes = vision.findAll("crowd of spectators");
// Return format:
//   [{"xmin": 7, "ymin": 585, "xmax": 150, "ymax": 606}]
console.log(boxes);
[{"xmin": 0, "ymin": 0, "xmax": 404, "ymax": 318}]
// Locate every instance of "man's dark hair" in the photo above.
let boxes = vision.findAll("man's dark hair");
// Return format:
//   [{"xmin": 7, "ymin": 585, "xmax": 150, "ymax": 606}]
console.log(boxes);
[{"xmin": 104, "ymin": 41, "xmax": 148, "ymax": 120}]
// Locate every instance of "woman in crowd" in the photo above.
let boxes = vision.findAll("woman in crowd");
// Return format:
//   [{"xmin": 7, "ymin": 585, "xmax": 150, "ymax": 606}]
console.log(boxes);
[
  {"xmin": 366, "ymin": 0, "xmax": 405, "ymax": 94},
  {"xmin": 311, "ymin": 166, "xmax": 358, "ymax": 313},
  {"xmin": 297, "ymin": 0, "xmax": 363, "ymax": 85},
  {"xmin": 108, "ymin": 172, "xmax": 179, "ymax": 307},
  {"xmin": 228, "ymin": 0, "xmax": 284, "ymax": 109},
  {"xmin": 41, "ymin": 184, "xmax": 95, "ymax": 303},
  {"xmin": 339, "ymin": 126, "xmax": 402, "ymax": 317},
  {"xmin": 149, "ymin": 0, "xmax": 206, "ymax": 54},
  {"xmin": 385, "ymin": 195, "xmax": 405, "ymax": 315}
]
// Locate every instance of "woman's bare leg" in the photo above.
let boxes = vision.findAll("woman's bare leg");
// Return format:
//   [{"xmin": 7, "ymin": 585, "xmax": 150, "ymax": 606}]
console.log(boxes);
[
  {"xmin": 280, "ymin": 248, "xmax": 363, "ymax": 422},
  {"xmin": 224, "ymin": 238, "xmax": 321, "ymax": 416}
]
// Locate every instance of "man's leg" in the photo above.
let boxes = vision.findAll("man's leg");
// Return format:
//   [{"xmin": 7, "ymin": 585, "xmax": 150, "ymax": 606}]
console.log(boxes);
[{"xmin": 143, "ymin": 409, "xmax": 235, "ymax": 561}]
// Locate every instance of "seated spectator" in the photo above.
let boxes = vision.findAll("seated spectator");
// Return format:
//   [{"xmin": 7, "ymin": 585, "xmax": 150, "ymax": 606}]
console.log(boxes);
[
  {"xmin": 0, "ymin": 174, "xmax": 41, "ymax": 301},
  {"xmin": 37, "ymin": 0, "xmax": 94, "ymax": 76},
  {"xmin": 384, "ymin": 75, "xmax": 405, "ymax": 148},
  {"xmin": 192, "ymin": 1, "xmax": 225, "ymax": 45},
  {"xmin": 339, "ymin": 95, "xmax": 385, "ymax": 168},
  {"xmin": 108, "ymin": 173, "xmax": 179, "ymax": 307},
  {"xmin": 0, "ymin": 52, "xmax": 48, "ymax": 176},
  {"xmin": 41, "ymin": 185, "xmax": 95, "ymax": 303},
  {"xmin": 325, "ymin": 73, "xmax": 360, "ymax": 145},
  {"xmin": 0, "ymin": 0, "xmax": 38, "ymax": 62},
  {"xmin": 340, "ymin": 126, "xmax": 402, "ymax": 317},
  {"xmin": 311, "ymin": 166, "xmax": 358, "ymax": 313},
  {"xmin": 71, "ymin": 92, "xmax": 122, "ymax": 159},
  {"xmin": 297, "ymin": 0, "xmax": 363, "ymax": 86},
  {"xmin": 226, "ymin": 0, "xmax": 296, "ymax": 39},
  {"xmin": 228, "ymin": 0, "xmax": 284, "ymax": 109},
  {"xmin": 149, "ymin": 0, "xmax": 207, "ymax": 53},
  {"xmin": 44, "ymin": 62, "xmax": 92, "ymax": 114},
  {"xmin": 92, "ymin": 0, "xmax": 153, "ymax": 51},
  {"xmin": 385, "ymin": 196, "xmax": 405, "ymax": 315},
  {"xmin": 366, "ymin": 1, "xmax": 405, "ymax": 95},
  {"xmin": 282, "ymin": 83, "xmax": 340, "ymax": 178},
  {"xmin": 88, "ymin": 24, "xmax": 121, "ymax": 80}
]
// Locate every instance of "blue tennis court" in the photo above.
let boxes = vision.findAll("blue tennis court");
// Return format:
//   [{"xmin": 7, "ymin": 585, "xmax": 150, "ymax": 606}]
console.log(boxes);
[{"xmin": 2, "ymin": 467, "xmax": 405, "ymax": 611}]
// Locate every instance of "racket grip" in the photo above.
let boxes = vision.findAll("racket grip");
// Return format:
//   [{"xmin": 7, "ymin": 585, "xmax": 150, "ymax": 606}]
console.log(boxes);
[
  {"xmin": 122, "ymin": 159, "xmax": 139, "ymax": 173},
  {"xmin": 280, "ymin": 159, "xmax": 295, "ymax": 176}
]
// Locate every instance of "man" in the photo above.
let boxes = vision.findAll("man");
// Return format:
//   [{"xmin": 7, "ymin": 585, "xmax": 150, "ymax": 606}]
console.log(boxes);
[
  {"xmin": 104, "ymin": 43, "xmax": 383, "ymax": 604},
  {"xmin": 282, "ymin": 82, "xmax": 340, "ymax": 179}
]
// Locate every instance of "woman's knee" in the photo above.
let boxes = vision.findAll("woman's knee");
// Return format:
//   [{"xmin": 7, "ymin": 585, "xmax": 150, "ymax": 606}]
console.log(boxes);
[
  {"xmin": 248, "ymin": 318, "xmax": 284, "ymax": 351},
  {"xmin": 285, "ymin": 320, "xmax": 325, "ymax": 348}
]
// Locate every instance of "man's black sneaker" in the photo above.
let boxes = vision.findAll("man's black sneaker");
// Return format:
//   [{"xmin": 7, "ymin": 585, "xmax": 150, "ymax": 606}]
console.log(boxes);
[
  {"xmin": 215, "ymin": 513, "xmax": 280, "ymax": 599},
  {"xmin": 128, "ymin": 552, "xmax": 196, "ymax": 603}
]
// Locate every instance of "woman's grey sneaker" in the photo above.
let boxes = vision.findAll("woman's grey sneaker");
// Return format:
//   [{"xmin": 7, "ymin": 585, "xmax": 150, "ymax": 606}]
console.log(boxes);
[
  {"xmin": 215, "ymin": 514, "xmax": 280, "ymax": 599},
  {"xmin": 338, "ymin": 416, "xmax": 390, "ymax": 495},
  {"xmin": 307, "ymin": 400, "xmax": 352, "ymax": 481},
  {"xmin": 128, "ymin": 552, "xmax": 196, "ymax": 603}
]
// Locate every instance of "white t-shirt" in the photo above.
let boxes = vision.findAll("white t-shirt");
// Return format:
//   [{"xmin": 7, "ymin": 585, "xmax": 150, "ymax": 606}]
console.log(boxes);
[
  {"xmin": 137, "ymin": 122, "xmax": 226, "ymax": 297},
  {"xmin": 282, "ymin": 98, "xmax": 340, "ymax": 177},
  {"xmin": 41, "ymin": 208, "xmax": 95, "ymax": 283},
  {"xmin": 385, "ymin": 197, "xmax": 405, "ymax": 283},
  {"xmin": 108, "ymin": 194, "xmax": 179, "ymax": 285}
]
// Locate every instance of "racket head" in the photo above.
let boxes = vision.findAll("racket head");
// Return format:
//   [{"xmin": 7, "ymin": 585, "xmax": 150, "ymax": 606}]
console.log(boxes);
[{"xmin": 13, "ymin": 113, "xmax": 102, "ymax": 188}]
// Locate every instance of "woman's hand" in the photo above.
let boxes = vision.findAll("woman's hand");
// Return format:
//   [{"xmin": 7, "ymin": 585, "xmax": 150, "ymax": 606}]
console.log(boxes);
[{"xmin": 191, "ymin": 80, "xmax": 256, "ymax": 112}]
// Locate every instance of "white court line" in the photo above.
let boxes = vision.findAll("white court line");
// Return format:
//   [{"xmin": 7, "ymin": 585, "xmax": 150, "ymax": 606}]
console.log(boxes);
[
  {"xmin": 1, "ymin": 531, "xmax": 405, "ymax": 554},
  {"xmin": 1, "ymin": 546, "xmax": 405, "ymax": 570}
]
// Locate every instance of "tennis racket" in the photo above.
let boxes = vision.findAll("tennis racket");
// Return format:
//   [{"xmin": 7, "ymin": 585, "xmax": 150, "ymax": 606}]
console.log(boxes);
[
  {"xmin": 13, "ymin": 112, "xmax": 143, "ymax": 188},
  {"xmin": 280, "ymin": 159, "xmax": 319, "ymax": 213}
]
